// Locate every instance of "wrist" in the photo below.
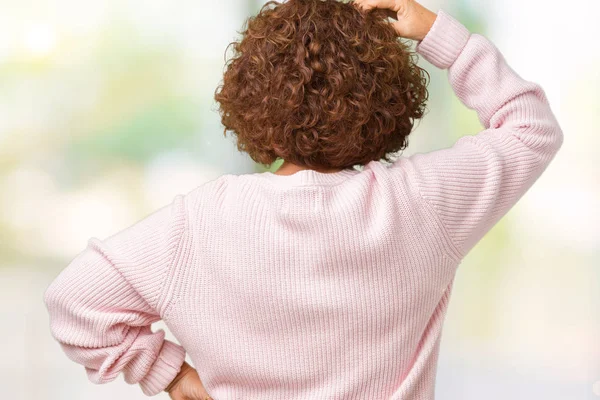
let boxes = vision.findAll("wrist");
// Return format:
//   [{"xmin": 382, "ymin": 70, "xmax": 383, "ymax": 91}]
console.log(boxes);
[
  {"xmin": 415, "ymin": 11, "xmax": 437, "ymax": 41},
  {"xmin": 414, "ymin": 9, "xmax": 472, "ymax": 69},
  {"xmin": 164, "ymin": 361, "xmax": 193, "ymax": 393}
]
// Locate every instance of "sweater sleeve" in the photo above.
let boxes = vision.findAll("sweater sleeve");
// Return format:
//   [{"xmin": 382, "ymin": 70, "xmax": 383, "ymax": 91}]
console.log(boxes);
[
  {"xmin": 43, "ymin": 193, "xmax": 188, "ymax": 396},
  {"xmin": 393, "ymin": 9, "xmax": 564, "ymax": 259}
]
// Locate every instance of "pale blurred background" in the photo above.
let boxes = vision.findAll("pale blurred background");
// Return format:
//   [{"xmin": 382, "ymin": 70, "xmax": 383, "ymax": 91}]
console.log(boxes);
[{"xmin": 1, "ymin": 0, "xmax": 598, "ymax": 398}]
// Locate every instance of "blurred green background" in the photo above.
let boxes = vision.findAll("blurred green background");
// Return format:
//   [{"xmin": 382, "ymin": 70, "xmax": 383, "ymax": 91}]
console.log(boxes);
[{"xmin": 1, "ymin": 0, "xmax": 598, "ymax": 398}]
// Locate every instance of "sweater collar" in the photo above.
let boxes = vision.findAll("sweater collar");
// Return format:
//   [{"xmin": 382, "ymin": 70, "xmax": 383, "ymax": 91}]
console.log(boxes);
[{"xmin": 254, "ymin": 161, "xmax": 379, "ymax": 187}]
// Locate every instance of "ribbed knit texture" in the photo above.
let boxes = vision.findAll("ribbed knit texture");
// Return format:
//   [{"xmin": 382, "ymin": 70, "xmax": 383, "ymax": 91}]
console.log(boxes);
[{"xmin": 43, "ymin": 9, "xmax": 563, "ymax": 399}]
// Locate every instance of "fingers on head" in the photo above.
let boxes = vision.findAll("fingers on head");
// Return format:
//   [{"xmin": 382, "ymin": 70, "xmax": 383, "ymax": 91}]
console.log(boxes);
[
  {"xmin": 356, "ymin": 0, "xmax": 387, "ymax": 12},
  {"xmin": 353, "ymin": 0, "xmax": 372, "ymax": 11}
]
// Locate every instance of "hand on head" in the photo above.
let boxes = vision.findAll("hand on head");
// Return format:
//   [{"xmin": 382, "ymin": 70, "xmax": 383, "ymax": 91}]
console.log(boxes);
[{"xmin": 352, "ymin": 0, "xmax": 437, "ymax": 41}]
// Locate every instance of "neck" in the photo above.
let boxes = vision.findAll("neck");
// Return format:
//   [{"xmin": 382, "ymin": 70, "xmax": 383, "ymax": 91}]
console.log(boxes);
[{"xmin": 274, "ymin": 161, "xmax": 345, "ymax": 176}]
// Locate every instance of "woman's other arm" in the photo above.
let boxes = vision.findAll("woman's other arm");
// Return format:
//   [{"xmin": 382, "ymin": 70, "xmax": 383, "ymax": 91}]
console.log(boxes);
[
  {"xmin": 43, "ymin": 194, "xmax": 188, "ymax": 396},
  {"xmin": 370, "ymin": 3, "xmax": 564, "ymax": 259},
  {"xmin": 405, "ymin": 9, "xmax": 563, "ymax": 259}
]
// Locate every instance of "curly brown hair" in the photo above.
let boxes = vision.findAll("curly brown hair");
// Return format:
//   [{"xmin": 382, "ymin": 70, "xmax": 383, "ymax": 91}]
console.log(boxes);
[{"xmin": 214, "ymin": 0, "xmax": 430, "ymax": 171}]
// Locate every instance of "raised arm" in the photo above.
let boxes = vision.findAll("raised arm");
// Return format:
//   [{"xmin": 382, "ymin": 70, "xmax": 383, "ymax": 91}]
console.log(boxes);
[
  {"xmin": 43, "ymin": 194, "xmax": 188, "ymax": 396},
  {"xmin": 391, "ymin": 9, "xmax": 564, "ymax": 259}
]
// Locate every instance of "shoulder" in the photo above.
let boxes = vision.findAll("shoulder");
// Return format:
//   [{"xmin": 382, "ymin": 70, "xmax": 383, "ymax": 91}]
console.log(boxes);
[
  {"xmin": 184, "ymin": 173, "xmax": 236, "ymax": 206},
  {"xmin": 182, "ymin": 172, "xmax": 266, "ymax": 213}
]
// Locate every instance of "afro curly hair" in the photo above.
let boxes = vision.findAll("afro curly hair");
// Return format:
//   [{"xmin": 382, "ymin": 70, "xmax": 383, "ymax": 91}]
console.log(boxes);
[{"xmin": 214, "ymin": 0, "xmax": 430, "ymax": 171}]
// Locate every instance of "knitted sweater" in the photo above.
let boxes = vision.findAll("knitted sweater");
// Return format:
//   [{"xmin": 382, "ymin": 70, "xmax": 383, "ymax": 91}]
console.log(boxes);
[{"xmin": 43, "ymin": 9, "xmax": 563, "ymax": 400}]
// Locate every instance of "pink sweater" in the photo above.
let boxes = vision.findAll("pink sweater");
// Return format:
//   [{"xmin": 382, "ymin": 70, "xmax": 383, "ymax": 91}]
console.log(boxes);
[{"xmin": 44, "ymin": 9, "xmax": 563, "ymax": 399}]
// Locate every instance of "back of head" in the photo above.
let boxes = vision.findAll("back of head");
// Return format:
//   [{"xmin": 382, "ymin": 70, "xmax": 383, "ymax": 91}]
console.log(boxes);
[{"xmin": 214, "ymin": 0, "xmax": 430, "ymax": 170}]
